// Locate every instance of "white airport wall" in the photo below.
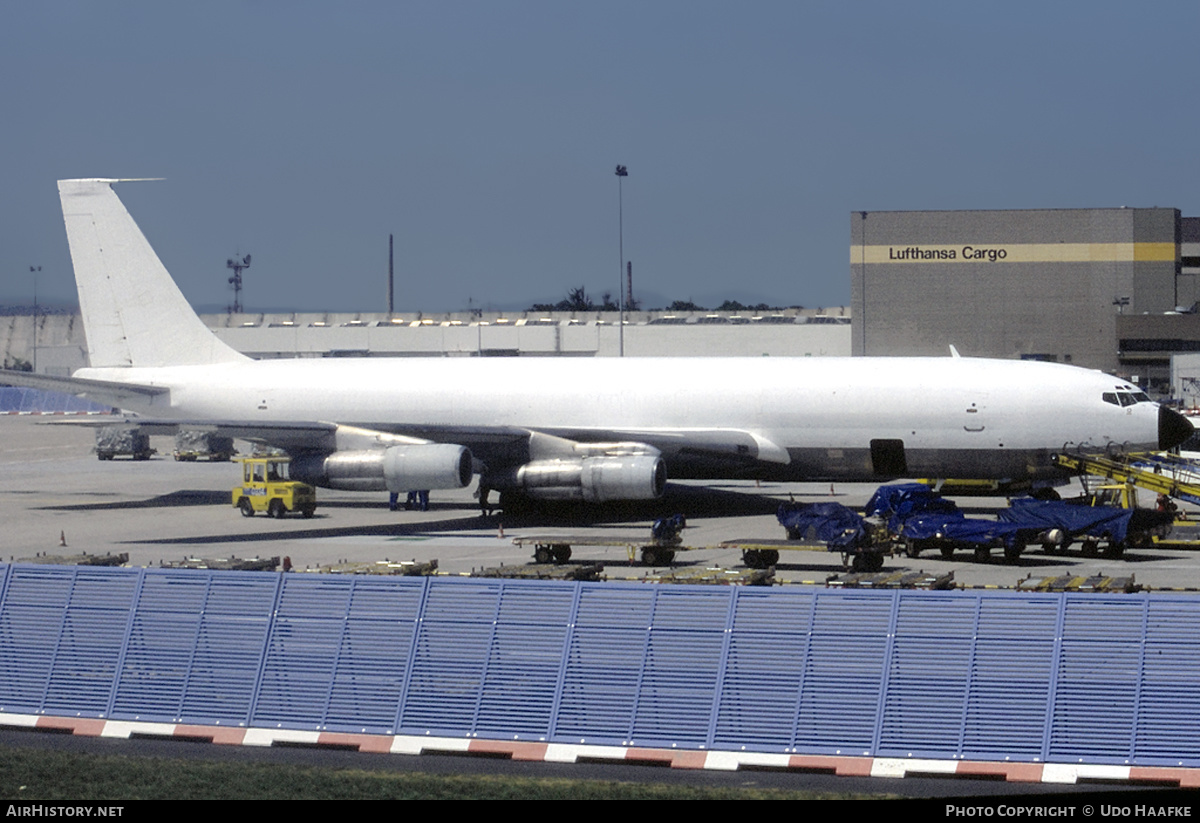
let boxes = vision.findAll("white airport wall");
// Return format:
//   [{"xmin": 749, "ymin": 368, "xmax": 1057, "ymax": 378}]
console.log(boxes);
[
  {"xmin": 0, "ymin": 314, "xmax": 89, "ymax": 377},
  {"xmin": 214, "ymin": 318, "xmax": 851, "ymax": 359},
  {"xmin": 1, "ymin": 310, "xmax": 852, "ymax": 373}
]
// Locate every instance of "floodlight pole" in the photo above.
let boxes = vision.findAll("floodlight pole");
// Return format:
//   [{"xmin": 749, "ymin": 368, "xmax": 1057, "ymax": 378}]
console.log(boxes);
[
  {"xmin": 30, "ymin": 266, "xmax": 40, "ymax": 373},
  {"xmin": 615, "ymin": 165, "xmax": 628, "ymax": 357},
  {"xmin": 227, "ymin": 254, "xmax": 251, "ymax": 314}
]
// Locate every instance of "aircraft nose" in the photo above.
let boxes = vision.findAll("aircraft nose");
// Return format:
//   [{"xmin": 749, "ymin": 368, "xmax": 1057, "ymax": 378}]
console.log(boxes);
[{"xmin": 1159, "ymin": 406, "xmax": 1194, "ymax": 450}]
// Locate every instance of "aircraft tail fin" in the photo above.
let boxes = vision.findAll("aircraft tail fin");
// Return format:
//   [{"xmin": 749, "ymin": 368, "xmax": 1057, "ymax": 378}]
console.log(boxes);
[{"xmin": 57, "ymin": 178, "xmax": 247, "ymax": 368}]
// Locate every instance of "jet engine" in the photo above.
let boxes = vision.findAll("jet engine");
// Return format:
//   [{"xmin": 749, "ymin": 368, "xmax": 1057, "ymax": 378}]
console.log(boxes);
[
  {"xmin": 291, "ymin": 444, "xmax": 472, "ymax": 492},
  {"xmin": 501, "ymin": 455, "xmax": 666, "ymax": 502}
]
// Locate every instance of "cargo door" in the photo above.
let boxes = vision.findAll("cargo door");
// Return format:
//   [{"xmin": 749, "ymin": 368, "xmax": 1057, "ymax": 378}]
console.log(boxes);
[{"xmin": 870, "ymin": 438, "xmax": 908, "ymax": 477}]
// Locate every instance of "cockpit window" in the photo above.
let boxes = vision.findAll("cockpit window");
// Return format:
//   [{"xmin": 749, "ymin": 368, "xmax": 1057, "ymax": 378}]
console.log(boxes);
[{"xmin": 1103, "ymin": 391, "xmax": 1152, "ymax": 407}]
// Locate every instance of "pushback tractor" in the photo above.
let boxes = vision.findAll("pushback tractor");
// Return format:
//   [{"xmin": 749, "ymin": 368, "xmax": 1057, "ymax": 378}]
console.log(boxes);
[{"xmin": 233, "ymin": 456, "xmax": 317, "ymax": 518}]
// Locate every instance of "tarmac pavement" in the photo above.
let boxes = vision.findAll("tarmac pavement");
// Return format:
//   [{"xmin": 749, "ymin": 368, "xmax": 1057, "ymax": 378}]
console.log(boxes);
[{"xmin": 4, "ymin": 415, "xmax": 1200, "ymax": 591}]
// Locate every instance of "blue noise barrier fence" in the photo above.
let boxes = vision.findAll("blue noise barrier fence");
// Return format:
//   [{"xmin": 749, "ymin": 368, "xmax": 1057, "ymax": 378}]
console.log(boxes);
[
  {"xmin": 0, "ymin": 387, "xmax": 110, "ymax": 414},
  {"xmin": 0, "ymin": 563, "xmax": 1197, "ymax": 765}
]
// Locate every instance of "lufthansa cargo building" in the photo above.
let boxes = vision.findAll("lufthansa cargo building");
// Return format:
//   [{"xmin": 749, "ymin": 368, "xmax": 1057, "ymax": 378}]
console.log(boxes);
[{"xmin": 850, "ymin": 208, "xmax": 1182, "ymax": 379}]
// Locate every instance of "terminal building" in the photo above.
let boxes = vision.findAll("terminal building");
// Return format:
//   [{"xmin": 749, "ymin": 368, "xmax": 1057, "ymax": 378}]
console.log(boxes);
[{"xmin": 850, "ymin": 208, "xmax": 1197, "ymax": 391}]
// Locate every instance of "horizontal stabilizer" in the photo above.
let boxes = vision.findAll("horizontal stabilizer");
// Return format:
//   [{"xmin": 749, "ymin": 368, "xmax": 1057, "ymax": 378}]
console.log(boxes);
[
  {"xmin": 39, "ymin": 418, "xmax": 452, "ymax": 457},
  {"xmin": 42, "ymin": 415, "xmax": 342, "ymax": 453},
  {"xmin": 0, "ymin": 368, "xmax": 168, "ymax": 407}
]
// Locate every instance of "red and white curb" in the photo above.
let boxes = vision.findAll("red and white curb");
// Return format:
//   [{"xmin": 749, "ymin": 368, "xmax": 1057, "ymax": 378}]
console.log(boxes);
[{"xmin": 3, "ymin": 713, "xmax": 1198, "ymax": 787}]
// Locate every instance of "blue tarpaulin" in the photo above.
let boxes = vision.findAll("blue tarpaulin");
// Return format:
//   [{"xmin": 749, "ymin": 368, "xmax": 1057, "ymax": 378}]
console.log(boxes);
[
  {"xmin": 867, "ymin": 483, "xmax": 1033, "ymax": 553},
  {"xmin": 898, "ymin": 513, "xmax": 1032, "ymax": 551},
  {"xmin": 864, "ymin": 482, "xmax": 960, "ymax": 531},
  {"xmin": 995, "ymin": 497, "xmax": 1165, "ymax": 546},
  {"xmin": 776, "ymin": 501, "xmax": 868, "ymax": 551}
]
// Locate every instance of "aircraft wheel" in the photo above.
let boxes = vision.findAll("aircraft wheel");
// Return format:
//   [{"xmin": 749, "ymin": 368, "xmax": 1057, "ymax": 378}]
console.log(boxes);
[
  {"xmin": 499, "ymin": 491, "xmax": 534, "ymax": 516},
  {"xmin": 851, "ymin": 552, "xmax": 882, "ymax": 572},
  {"xmin": 239, "ymin": 498, "xmax": 255, "ymax": 517},
  {"xmin": 642, "ymin": 547, "xmax": 673, "ymax": 566}
]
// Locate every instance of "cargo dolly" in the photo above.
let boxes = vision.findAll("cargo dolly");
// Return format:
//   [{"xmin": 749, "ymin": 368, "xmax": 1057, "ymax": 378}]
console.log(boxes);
[
  {"xmin": 716, "ymin": 537, "xmax": 890, "ymax": 571},
  {"xmin": 512, "ymin": 514, "xmax": 687, "ymax": 566},
  {"xmin": 512, "ymin": 533, "xmax": 683, "ymax": 566},
  {"xmin": 159, "ymin": 555, "xmax": 280, "ymax": 571},
  {"xmin": 1016, "ymin": 573, "xmax": 1141, "ymax": 593},
  {"xmin": 473, "ymin": 562, "xmax": 605, "ymax": 581},
  {"xmin": 17, "ymin": 551, "xmax": 129, "ymax": 567}
]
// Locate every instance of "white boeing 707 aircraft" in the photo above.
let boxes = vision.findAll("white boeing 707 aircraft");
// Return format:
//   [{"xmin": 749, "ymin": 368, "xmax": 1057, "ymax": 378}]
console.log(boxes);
[{"xmin": 0, "ymin": 179, "xmax": 1191, "ymax": 506}]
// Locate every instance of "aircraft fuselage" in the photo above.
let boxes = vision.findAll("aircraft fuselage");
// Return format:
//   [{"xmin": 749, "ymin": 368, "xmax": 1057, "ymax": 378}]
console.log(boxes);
[{"xmin": 77, "ymin": 353, "xmax": 1169, "ymax": 483}]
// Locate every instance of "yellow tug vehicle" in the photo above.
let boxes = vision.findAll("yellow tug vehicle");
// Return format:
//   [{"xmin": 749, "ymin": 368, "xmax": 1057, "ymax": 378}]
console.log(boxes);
[{"xmin": 233, "ymin": 455, "xmax": 317, "ymax": 519}]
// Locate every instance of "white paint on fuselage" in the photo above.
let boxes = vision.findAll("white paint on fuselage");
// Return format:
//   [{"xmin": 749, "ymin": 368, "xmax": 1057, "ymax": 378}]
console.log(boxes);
[{"xmin": 76, "ymin": 354, "xmax": 1160, "ymax": 462}]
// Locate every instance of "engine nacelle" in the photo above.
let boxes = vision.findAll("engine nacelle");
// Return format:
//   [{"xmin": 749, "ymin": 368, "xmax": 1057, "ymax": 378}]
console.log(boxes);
[
  {"xmin": 506, "ymin": 455, "xmax": 666, "ymax": 502},
  {"xmin": 291, "ymin": 444, "xmax": 472, "ymax": 492}
]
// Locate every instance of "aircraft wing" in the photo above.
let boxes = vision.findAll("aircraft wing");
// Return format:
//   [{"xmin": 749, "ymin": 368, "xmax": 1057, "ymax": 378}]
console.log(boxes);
[
  {"xmin": 357, "ymin": 424, "xmax": 791, "ymax": 470},
  {"xmin": 41, "ymin": 414, "xmax": 788, "ymax": 473}
]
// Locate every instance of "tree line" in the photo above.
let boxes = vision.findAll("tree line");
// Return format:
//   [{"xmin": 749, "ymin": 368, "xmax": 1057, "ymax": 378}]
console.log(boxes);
[{"xmin": 529, "ymin": 286, "xmax": 796, "ymax": 313}]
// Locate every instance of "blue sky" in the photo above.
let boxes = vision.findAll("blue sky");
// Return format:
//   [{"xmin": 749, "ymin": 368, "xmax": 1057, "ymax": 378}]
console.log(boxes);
[{"xmin": 2, "ymin": 1, "xmax": 1198, "ymax": 313}]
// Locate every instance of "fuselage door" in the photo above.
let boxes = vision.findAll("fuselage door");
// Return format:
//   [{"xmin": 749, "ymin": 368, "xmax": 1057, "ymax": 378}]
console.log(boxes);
[
  {"xmin": 963, "ymin": 397, "xmax": 987, "ymax": 433},
  {"xmin": 870, "ymin": 438, "xmax": 908, "ymax": 477}
]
